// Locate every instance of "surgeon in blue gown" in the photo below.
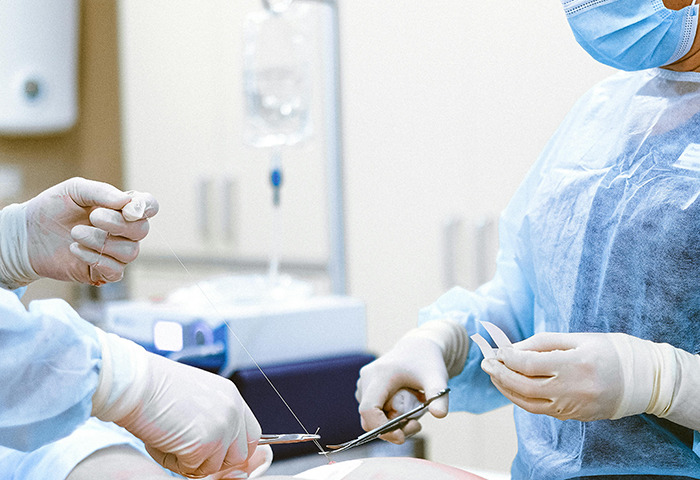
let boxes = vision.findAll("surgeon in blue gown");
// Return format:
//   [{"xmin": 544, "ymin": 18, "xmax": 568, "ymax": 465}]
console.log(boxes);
[
  {"xmin": 357, "ymin": 0, "xmax": 700, "ymax": 478},
  {"xmin": 0, "ymin": 177, "xmax": 269, "ymax": 479}
]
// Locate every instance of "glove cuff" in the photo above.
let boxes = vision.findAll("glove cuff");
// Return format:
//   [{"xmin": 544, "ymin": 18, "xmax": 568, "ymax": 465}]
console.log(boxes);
[
  {"xmin": 91, "ymin": 329, "xmax": 150, "ymax": 424},
  {"xmin": 0, "ymin": 203, "xmax": 40, "ymax": 289},
  {"xmin": 661, "ymin": 348, "xmax": 700, "ymax": 431},
  {"xmin": 404, "ymin": 319, "xmax": 470, "ymax": 378},
  {"xmin": 610, "ymin": 334, "xmax": 677, "ymax": 419},
  {"xmin": 644, "ymin": 342, "xmax": 677, "ymax": 418}
]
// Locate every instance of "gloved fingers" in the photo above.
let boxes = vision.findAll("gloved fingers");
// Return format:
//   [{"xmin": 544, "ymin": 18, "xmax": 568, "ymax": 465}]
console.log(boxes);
[
  {"xmin": 376, "ymin": 391, "xmax": 427, "ymax": 444},
  {"xmin": 247, "ymin": 445, "xmax": 273, "ymax": 478},
  {"xmin": 240, "ymin": 402, "xmax": 263, "ymax": 458},
  {"xmin": 494, "ymin": 346, "xmax": 568, "ymax": 377},
  {"xmin": 143, "ymin": 419, "xmax": 245, "ymax": 478},
  {"xmin": 481, "ymin": 359, "xmax": 556, "ymax": 412},
  {"xmin": 64, "ymin": 177, "xmax": 132, "ymax": 210},
  {"xmin": 499, "ymin": 333, "xmax": 612, "ymax": 377},
  {"xmin": 216, "ymin": 437, "xmax": 257, "ymax": 478},
  {"xmin": 511, "ymin": 332, "xmax": 581, "ymax": 352},
  {"xmin": 427, "ymin": 396, "xmax": 449, "ymax": 418},
  {"xmin": 123, "ymin": 191, "xmax": 159, "ymax": 221},
  {"xmin": 492, "ymin": 378, "xmax": 588, "ymax": 421},
  {"xmin": 357, "ymin": 360, "xmax": 428, "ymax": 415},
  {"xmin": 89, "ymin": 207, "xmax": 150, "ymax": 241},
  {"xmin": 69, "ymin": 242, "xmax": 126, "ymax": 283},
  {"xmin": 390, "ymin": 387, "xmax": 449, "ymax": 419},
  {"xmin": 197, "ymin": 450, "xmax": 239, "ymax": 479},
  {"xmin": 483, "ymin": 360, "xmax": 581, "ymax": 419},
  {"xmin": 487, "ymin": 376, "xmax": 556, "ymax": 417},
  {"xmin": 205, "ymin": 405, "xmax": 261, "ymax": 476},
  {"xmin": 356, "ymin": 378, "xmax": 395, "ymax": 441},
  {"xmin": 498, "ymin": 332, "xmax": 583, "ymax": 378},
  {"xmin": 71, "ymin": 225, "xmax": 141, "ymax": 264},
  {"xmin": 481, "ymin": 357, "xmax": 555, "ymax": 402},
  {"xmin": 389, "ymin": 388, "xmax": 423, "ymax": 413},
  {"xmin": 145, "ymin": 447, "xmax": 208, "ymax": 479},
  {"xmin": 377, "ymin": 425, "xmax": 407, "ymax": 444},
  {"xmin": 214, "ymin": 445, "xmax": 273, "ymax": 480},
  {"xmin": 378, "ymin": 417, "xmax": 422, "ymax": 444},
  {"xmin": 357, "ymin": 379, "xmax": 396, "ymax": 431},
  {"xmin": 208, "ymin": 467, "xmax": 249, "ymax": 480},
  {"xmin": 354, "ymin": 374, "xmax": 365, "ymax": 402},
  {"xmin": 423, "ymin": 385, "xmax": 450, "ymax": 418},
  {"xmin": 356, "ymin": 358, "xmax": 444, "ymax": 443},
  {"xmin": 401, "ymin": 418, "xmax": 423, "ymax": 438}
]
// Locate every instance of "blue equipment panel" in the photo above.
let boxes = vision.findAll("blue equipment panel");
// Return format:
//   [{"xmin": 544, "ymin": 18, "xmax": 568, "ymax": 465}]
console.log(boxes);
[{"xmin": 230, "ymin": 353, "xmax": 375, "ymax": 459}]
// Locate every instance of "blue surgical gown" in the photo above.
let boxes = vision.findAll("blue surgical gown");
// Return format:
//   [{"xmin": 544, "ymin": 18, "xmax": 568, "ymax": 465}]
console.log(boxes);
[
  {"xmin": 0, "ymin": 417, "xmax": 181, "ymax": 480},
  {"xmin": 0, "ymin": 288, "xmax": 183, "ymax": 479},
  {"xmin": 0, "ymin": 287, "xmax": 101, "ymax": 452},
  {"xmin": 420, "ymin": 68, "xmax": 700, "ymax": 478}
]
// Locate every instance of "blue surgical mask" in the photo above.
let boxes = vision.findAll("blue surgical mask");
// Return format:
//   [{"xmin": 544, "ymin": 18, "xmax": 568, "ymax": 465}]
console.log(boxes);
[{"xmin": 562, "ymin": 0, "xmax": 699, "ymax": 71}]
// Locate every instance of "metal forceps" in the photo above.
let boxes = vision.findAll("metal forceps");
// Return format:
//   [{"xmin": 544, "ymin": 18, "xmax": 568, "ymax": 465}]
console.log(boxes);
[
  {"xmin": 322, "ymin": 388, "xmax": 450, "ymax": 454},
  {"xmin": 259, "ymin": 433, "xmax": 321, "ymax": 445}
]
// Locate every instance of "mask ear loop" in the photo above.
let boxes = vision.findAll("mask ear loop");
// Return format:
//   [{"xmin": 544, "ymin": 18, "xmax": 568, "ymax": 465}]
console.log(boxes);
[{"xmin": 668, "ymin": 0, "xmax": 700, "ymax": 66}]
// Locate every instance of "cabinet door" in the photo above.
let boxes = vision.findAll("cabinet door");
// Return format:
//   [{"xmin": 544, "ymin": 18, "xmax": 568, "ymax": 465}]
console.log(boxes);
[{"xmin": 118, "ymin": 0, "xmax": 331, "ymax": 265}]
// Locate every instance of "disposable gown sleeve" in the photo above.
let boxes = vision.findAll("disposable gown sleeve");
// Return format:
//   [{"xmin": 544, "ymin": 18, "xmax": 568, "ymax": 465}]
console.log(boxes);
[
  {"xmin": 418, "ymin": 220, "xmax": 533, "ymax": 412},
  {"xmin": 416, "ymin": 79, "xmax": 605, "ymax": 415},
  {"xmin": 0, "ymin": 287, "xmax": 101, "ymax": 451},
  {"xmin": 418, "ymin": 152, "xmax": 555, "ymax": 415}
]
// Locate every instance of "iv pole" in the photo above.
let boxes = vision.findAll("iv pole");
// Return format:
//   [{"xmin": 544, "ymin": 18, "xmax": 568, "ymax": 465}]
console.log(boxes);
[
  {"xmin": 261, "ymin": 0, "xmax": 347, "ymax": 296},
  {"xmin": 323, "ymin": 0, "xmax": 347, "ymax": 296}
]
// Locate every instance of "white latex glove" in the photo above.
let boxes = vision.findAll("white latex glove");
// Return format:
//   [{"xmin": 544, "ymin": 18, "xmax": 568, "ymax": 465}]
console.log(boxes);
[
  {"xmin": 24, "ymin": 177, "xmax": 158, "ymax": 286},
  {"xmin": 481, "ymin": 332, "xmax": 623, "ymax": 421},
  {"xmin": 481, "ymin": 331, "xmax": 700, "ymax": 426},
  {"xmin": 205, "ymin": 445, "xmax": 273, "ymax": 479},
  {"xmin": 92, "ymin": 331, "xmax": 262, "ymax": 478},
  {"xmin": 0, "ymin": 203, "xmax": 40, "ymax": 289},
  {"xmin": 355, "ymin": 320, "xmax": 469, "ymax": 444}
]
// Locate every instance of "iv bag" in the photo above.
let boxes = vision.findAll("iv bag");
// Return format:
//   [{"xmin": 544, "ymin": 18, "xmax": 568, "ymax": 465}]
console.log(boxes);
[
  {"xmin": 262, "ymin": 0, "xmax": 294, "ymax": 14},
  {"xmin": 243, "ymin": 4, "xmax": 313, "ymax": 149}
]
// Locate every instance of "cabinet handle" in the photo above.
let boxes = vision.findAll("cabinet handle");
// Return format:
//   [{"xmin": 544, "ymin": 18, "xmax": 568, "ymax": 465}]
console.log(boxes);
[
  {"xmin": 221, "ymin": 179, "xmax": 234, "ymax": 242},
  {"xmin": 442, "ymin": 217, "xmax": 461, "ymax": 289},
  {"xmin": 197, "ymin": 179, "xmax": 211, "ymax": 240}
]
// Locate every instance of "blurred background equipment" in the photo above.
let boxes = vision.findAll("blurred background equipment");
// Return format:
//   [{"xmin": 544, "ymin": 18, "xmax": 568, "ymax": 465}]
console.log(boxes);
[{"xmin": 0, "ymin": 0, "xmax": 80, "ymax": 135}]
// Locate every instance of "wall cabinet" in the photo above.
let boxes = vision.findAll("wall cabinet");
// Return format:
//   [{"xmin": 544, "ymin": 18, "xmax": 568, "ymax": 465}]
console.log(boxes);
[{"xmin": 118, "ymin": 1, "xmax": 336, "ymax": 281}]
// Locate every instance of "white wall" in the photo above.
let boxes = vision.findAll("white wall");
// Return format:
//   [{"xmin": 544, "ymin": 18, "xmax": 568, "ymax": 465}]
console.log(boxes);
[
  {"xmin": 338, "ymin": 0, "xmax": 613, "ymax": 473},
  {"xmin": 119, "ymin": 0, "xmax": 614, "ymax": 475}
]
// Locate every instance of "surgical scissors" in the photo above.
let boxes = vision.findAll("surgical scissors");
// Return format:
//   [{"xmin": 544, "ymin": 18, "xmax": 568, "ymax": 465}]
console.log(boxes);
[
  {"xmin": 322, "ymin": 388, "xmax": 450, "ymax": 454},
  {"xmin": 259, "ymin": 433, "xmax": 321, "ymax": 445}
]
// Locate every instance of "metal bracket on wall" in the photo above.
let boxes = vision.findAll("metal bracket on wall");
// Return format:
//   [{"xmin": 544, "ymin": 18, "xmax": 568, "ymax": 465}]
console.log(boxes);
[{"xmin": 443, "ymin": 215, "xmax": 498, "ymax": 290}]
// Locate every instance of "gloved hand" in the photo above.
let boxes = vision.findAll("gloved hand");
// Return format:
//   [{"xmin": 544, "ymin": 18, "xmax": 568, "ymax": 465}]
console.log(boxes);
[
  {"xmin": 92, "ymin": 331, "xmax": 263, "ymax": 478},
  {"xmin": 481, "ymin": 332, "xmax": 623, "ymax": 421},
  {"xmin": 24, "ymin": 177, "xmax": 158, "ymax": 286},
  {"xmin": 355, "ymin": 320, "xmax": 469, "ymax": 444},
  {"xmin": 480, "ymin": 331, "xmax": 700, "ymax": 424}
]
